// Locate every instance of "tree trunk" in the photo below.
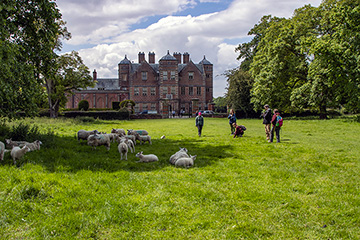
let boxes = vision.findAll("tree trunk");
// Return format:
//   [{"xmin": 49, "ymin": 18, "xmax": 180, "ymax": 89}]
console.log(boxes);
[{"xmin": 319, "ymin": 102, "xmax": 327, "ymax": 120}]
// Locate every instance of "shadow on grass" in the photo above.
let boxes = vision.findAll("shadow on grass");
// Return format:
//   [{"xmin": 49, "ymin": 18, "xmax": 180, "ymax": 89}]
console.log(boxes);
[{"xmin": 1, "ymin": 134, "xmax": 235, "ymax": 173}]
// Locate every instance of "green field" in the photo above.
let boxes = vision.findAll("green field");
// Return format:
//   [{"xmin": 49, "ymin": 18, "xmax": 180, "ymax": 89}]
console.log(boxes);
[{"xmin": 0, "ymin": 117, "xmax": 359, "ymax": 239}]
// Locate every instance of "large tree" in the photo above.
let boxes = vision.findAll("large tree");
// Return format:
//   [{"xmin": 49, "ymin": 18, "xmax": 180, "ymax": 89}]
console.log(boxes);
[{"xmin": 46, "ymin": 51, "xmax": 94, "ymax": 118}]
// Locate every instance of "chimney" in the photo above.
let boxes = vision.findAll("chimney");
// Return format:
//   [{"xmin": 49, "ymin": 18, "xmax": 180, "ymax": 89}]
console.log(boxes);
[
  {"xmin": 148, "ymin": 52, "xmax": 155, "ymax": 64},
  {"xmin": 183, "ymin": 52, "xmax": 190, "ymax": 64},
  {"xmin": 138, "ymin": 52, "xmax": 145, "ymax": 63},
  {"xmin": 173, "ymin": 52, "xmax": 181, "ymax": 64},
  {"xmin": 93, "ymin": 69, "xmax": 97, "ymax": 80}
]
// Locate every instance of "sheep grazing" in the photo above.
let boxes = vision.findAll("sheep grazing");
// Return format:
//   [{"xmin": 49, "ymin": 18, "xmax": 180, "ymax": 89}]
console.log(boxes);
[
  {"xmin": 175, "ymin": 155, "xmax": 197, "ymax": 168},
  {"xmin": 0, "ymin": 141, "xmax": 5, "ymax": 161},
  {"xmin": 135, "ymin": 151, "xmax": 159, "ymax": 163},
  {"xmin": 118, "ymin": 141, "xmax": 128, "ymax": 160},
  {"xmin": 10, "ymin": 145, "xmax": 30, "ymax": 165},
  {"xmin": 169, "ymin": 147, "xmax": 189, "ymax": 165},
  {"xmin": 87, "ymin": 134, "xmax": 111, "ymax": 151},
  {"xmin": 77, "ymin": 129, "xmax": 99, "ymax": 142},
  {"xmin": 127, "ymin": 129, "xmax": 149, "ymax": 136},
  {"xmin": 111, "ymin": 128, "xmax": 126, "ymax": 136},
  {"xmin": 24, "ymin": 140, "xmax": 42, "ymax": 151},
  {"xmin": 139, "ymin": 135, "xmax": 152, "ymax": 145}
]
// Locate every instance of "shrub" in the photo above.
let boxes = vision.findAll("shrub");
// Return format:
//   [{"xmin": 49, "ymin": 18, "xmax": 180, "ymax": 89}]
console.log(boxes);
[
  {"xmin": 75, "ymin": 116, "xmax": 96, "ymax": 123},
  {"xmin": 8, "ymin": 122, "xmax": 41, "ymax": 141},
  {"xmin": 354, "ymin": 115, "xmax": 360, "ymax": 123},
  {"xmin": 112, "ymin": 101, "xmax": 120, "ymax": 110},
  {"xmin": 78, "ymin": 100, "xmax": 89, "ymax": 111}
]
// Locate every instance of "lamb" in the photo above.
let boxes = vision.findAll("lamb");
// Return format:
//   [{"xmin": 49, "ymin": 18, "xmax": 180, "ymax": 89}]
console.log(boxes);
[
  {"xmin": 24, "ymin": 140, "xmax": 42, "ymax": 151},
  {"xmin": 5, "ymin": 138, "xmax": 27, "ymax": 149},
  {"xmin": 10, "ymin": 145, "xmax": 30, "ymax": 165},
  {"xmin": 139, "ymin": 135, "xmax": 152, "ymax": 145},
  {"xmin": 5, "ymin": 139, "xmax": 41, "ymax": 151},
  {"xmin": 169, "ymin": 147, "xmax": 189, "ymax": 165},
  {"xmin": 135, "ymin": 151, "xmax": 159, "ymax": 163},
  {"xmin": 77, "ymin": 129, "xmax": 99, "ymax": 142},
  {"xmin": 87, "ymin": 134, "xmax": 111, "ymax": 150},
  {"xmin": 104, "ymin": 133, "xmax": 119, "ymax": 143},
  {"xmin": 175, "ymin": 155, "xmax": 197, "ymax": 168},
  {"xmin": 123, "ymin": 134, "xmax": 136, "ymax": 145},
  {"xmin": 0, "ymin": 141, "xmax": 5, "ymax": 161},
  {"xmin": 127, "ymin": 129, "xmax": 149, "ymax": 136},
  {"xmin": 118, "ymin": 141, "xmax": 128, "ymax": 160},
  {"xmin": 111, "ymin": 128, "xmax": 126, "ymax": 136},
  {"xmin": 118, "ymin": 137, "xmax": 135, "ymax": 153}
]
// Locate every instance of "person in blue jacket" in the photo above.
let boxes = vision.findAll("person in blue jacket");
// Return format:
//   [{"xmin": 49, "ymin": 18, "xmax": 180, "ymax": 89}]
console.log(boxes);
[{"xmin": 228, "ymin": 109, "xmax": 236, "ymax": 134}]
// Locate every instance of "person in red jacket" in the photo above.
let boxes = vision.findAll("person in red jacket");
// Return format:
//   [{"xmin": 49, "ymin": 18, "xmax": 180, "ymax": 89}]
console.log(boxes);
[
  {"xmin": 232, "ymin": 123, "xmax": 246, "ymax": 138},
  {"xmin": 269, "ymin": 109, "xmax": 282, "ymax": 143}
]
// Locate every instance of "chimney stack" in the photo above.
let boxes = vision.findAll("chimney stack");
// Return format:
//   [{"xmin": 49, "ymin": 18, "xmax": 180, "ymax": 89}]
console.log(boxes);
[
  {"xmin": 183, "ymin": 52, "xmax": 190, "ymax": 64},
  {"xmin": 93, "ymin": 69, "xmax": 97, "ymax": 80},
  {"xmin": 138, "ymin": 52, "xmax": 145, "ymax": 63},
  {"xmin": 148, "ymin": 52, "xmax": 155, "ymax": 64},
  {"xmin": 173, "ymin": 52, "xmax": 181, "ymax": 64}
]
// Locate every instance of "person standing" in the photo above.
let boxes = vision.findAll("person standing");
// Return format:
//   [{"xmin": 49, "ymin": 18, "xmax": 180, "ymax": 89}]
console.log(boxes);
[
  {"xmin": 261, "ymin": 104, "xmax": 272, "ymax": 140},
  {"xmin": 195, "ymin": 112, "xmax": 204, "ymax": 137},
  {"xmin": 269, "ymin": 109, "xmax": 282, "ymax": 143},
  {"xmin": 227, "ymin": 109, "xmax": 237, "ymax": 134}
]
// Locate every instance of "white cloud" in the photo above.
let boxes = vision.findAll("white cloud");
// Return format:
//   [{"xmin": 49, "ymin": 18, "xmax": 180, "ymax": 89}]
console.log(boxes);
[{"xmin": 58, "ymin": 0, "xmax": 322, "ymax": 97}]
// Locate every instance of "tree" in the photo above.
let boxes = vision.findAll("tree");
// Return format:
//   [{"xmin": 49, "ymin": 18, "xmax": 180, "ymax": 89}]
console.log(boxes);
[
  {"xmin": 213, "ymin": 96, "xmax": 227, "ymax": 112},
  {"xmin": 46, "ymin": 51, "xmax": 94, "ymax": 118},
  {"xmin": 0, "ymin": 0, "xmax": 69, "ymax": 118}
]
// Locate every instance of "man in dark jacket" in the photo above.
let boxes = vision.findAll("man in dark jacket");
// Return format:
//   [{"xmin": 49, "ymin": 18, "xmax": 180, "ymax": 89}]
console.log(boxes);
[
  {"xmin": 195, "ymin": 112, "xmax": 204, "ymax": 137},
  {"xmin": 261, "ymin": 104, "xmax": 272, "ymax": 140}
]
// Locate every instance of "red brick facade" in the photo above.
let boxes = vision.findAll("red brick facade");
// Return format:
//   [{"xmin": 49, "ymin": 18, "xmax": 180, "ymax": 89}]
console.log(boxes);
[{"xmin": 66, "ymin": 51, "xmax": 214, "ymax": 116}]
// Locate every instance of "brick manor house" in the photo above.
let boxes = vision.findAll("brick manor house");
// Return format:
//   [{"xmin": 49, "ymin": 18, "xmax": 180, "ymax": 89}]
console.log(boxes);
[{"xmin": 66, "ymin": 51, "xmax": 214, "ymax": 115}]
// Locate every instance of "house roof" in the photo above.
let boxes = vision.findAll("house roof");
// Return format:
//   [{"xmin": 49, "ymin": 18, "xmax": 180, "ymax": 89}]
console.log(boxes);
[{"xmin": 160, "ymin": 50, "xmax": 177, "ymax": 61}]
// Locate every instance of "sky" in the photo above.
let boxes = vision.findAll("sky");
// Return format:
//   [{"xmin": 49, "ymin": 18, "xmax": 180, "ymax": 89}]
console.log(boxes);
[{"xmin": 56, "ymin": 0, "xmax": 322, "ymax": 97}]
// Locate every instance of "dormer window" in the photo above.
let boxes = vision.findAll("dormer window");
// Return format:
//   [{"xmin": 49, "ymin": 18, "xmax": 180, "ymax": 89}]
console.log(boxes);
[
  {"xmin": 142, "ymin": 71, "xmax": 148, "ymax": 81},
  {"xmin": 188, "ymin": 72, "xmax": 194, "ymax": 80}
]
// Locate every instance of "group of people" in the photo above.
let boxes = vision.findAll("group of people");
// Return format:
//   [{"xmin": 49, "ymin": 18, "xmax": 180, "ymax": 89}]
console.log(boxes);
[{"xmin": 195, "ymin": 105, "xmax": 282, "ymax": 142}]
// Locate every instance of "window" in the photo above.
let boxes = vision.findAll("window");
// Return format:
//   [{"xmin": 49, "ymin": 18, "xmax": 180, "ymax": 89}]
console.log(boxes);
[
  {"xmin": 206, "ymin": 87, "xmax": 211, "ymax": 93},
  {"xmin": 189, "ymin": 87, "xmax": 193, "ymax": 95},
  {"xmin": 142, "ymin": 71, "xmax": 148, "ymax": 81},
  {"xmin": 151, "ymin": 103, "xmax": 156, "ymax": 110},
  {"xmin": 181, "ymin": 87, "xmax": 185, "ymax": 95},
  {"xmin": 142, "ymin": 87, "xmax": 147, "ymax": 96},
  {"xmin": 134, "ymin": 104, "xmax": 139, "ymax": 113},
  {"xmin": 162, "ymin": 87, "xmax": 168, "ymax": 95},
  {"xmin": 134, "ymin": 87, "xmax": 139, "ymax": 96},
  {"xmin": 197, "ymin": 87, "xmax": 201, "ymax": 95},
  {"xmin": 170, "ymin": 71, "xmax": 176, "ymax": 80},
  {"xmin": 171, "ymin": 86, "xmax": 176, "ymax": 95},
  {"xmin": 206, "ymin": 73, "xmax": 211, "ymax": 78},
  {"xmin": 188, "ymin": 72, "xmax": 194, "ymax": 80},
  {"xmin": 162, "ymin": 71, "xmax": 168, "ymax": 81},
  {"xmin": 121, "ymin": 74, "xmax": 128, "ymax": 81},
  {"xmin": 151, "ymin": 87, "xmax": 156, "ymax": 96}
]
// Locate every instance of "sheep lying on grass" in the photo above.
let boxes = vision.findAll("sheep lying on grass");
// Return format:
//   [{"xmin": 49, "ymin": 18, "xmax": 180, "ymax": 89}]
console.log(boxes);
[
  {"xmin": 118, "ymin": 141, "xmax": 128, "ymax": 160},
  {"xmin": 10, "ymin": 146, "xmax": 30, "ymax": 165},
  {"xmin": 24, "ymin": 140, "xmax": 42, "ymax": 151},
  {"xmin": 87, "ymin": 134, "xmax": 111, "ymax": 151},
  {"xmin": 135, "ymin": 151, "xmax": 159, "ymax": 163},
  {"xmin": 169, "ymin": 147, "xmax": 189, "ymax": 165},
  {"xmin": 175, "ymin": 155, "xmax": 197, "ymax": 168},
  {"xmin": 111, "ymin": 128, "xmax": 126, "ymax": 136},
  {"xmin": 77, "ymin": 130, "xmax": 99, "ymax": 142},
  {"xmin": 5, "ymin": 139, "xmax": 27, "ymax": 149},
  {"xmin": 128, "ymin": 129, "xmax": 149, "ymax": 136},
  {"xmin": 5, "ymin": 139, "xmax": 42, "ymax": 151}
]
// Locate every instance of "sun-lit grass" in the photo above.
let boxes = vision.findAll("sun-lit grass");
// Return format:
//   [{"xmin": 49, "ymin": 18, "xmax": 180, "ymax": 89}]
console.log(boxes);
[{"xmin": 0, "ymin": 117, "xmax": 359, "ymax": 239}]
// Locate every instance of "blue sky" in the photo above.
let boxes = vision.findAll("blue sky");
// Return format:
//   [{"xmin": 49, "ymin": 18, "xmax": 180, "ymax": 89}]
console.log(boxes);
[{"xmin": 56, "ymin": 0, "xmax": 322, "ymax": 97}]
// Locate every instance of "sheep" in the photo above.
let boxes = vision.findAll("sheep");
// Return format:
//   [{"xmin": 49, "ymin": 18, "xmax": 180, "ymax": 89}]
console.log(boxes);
[
  {"xmin": 118, "ymin": 137, "xmax": 135, "ymax": 153},
  {"xmin": 118, "ymin": 141, "xmax": 128, "ymax": 160},
  {"xmin": 123, "ymin": 134, "xmax": 136, "ymax": 145},
  {"xmin": 127, "ymin": 129, "xmax": 149, "ymax": 136},
  {"xmin": 175, "ymin": 155, "xmax": 197, "ymax": 168},
  {"xmin": 139, "ymin": 135, "xmax": 151, "ymax": 145},
  {"xmin": 24, "ymin": 140, "xmax": 42, "ymax": 151},
  {"xmin": 77, "ymin": 129, "xmax": 99, "ymax": 142},
  {"xmin": 104, "ymin": 133, "xmax": 119, "ymax": 143},
  {"xmin": 111, "ymin": 128, "xmax": 126, "ymax": 136},
  {"xmin": 135, "ymin": 151, "xmax": 159, "ymax": 163},
  {"xmin": 0, "ymin": 141, "xmax": 5, "ymax": 161},
  {"xmin": 87, "ymin": 134, "xmax": 111, "ymax": 150},
  {"xmin": 10, "ymin": 145, "xmax": 30, "ymax": 165},
  {"xmin": 5, "ymin": 138, "xmax": 27, "ymax": 149},
  {"xmin": 169, "ymin": 147, "xmax": 189, "ymax": 165}
]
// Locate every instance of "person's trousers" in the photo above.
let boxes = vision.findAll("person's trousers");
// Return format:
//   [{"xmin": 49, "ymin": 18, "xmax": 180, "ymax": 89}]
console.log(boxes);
[
  {"xmin": 230, "ymin": 123, "xmax": 235, "ymax": 134},
  {"xmin": 197, "ymin": 125, "xmax": 203, "ymax": 136},
  {"xmin": 264, "ymin": 124, "xmax": 271, "ymax": 140},
  {"xmin": 269, "ymin": 126, "xmax": 280, "ymax": 142}
]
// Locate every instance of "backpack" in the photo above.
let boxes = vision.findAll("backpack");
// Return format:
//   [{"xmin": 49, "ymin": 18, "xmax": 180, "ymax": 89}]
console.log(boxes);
[{"xmin": 276, "ymin": 115, "xmax": 283, "ymax": 127}]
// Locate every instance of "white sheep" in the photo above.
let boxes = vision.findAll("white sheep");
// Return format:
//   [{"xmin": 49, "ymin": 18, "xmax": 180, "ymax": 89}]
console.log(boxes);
[
  {"xmin": 77, "ymin": 130, "xmax": 99, "ymax": 142},
  {"xmin": 0, "ymin": 141, "xmax": 5, "ymax": 161},
  {"xmin": 118, "ymin": 137, "xmax": 135, "ymax": 153},
  {"xmin": 139, "ymin": 135, "xmax": 151, "ymax": 145},
  {"xmin": 10, "ymin": 145, "xmax": 30, "ymax": 165},
  {"xmin": 87, "ymin": 134, "xmax": 111, "ymax": 150},
  {"xmin": 175, "ymin": 155, "xmax": 197, "ymax": 168},
  {"xmin": 5, "ymin": 138, "xmax": 27, "ymax": 149},
  {"xmin": 123, "ymin": 134, "xmax": 136, "ymax": 145},
  {"xmin": 24, "ymin": 140, "xmax": 42, "ymax": 151},
  {"xmin": 169, "ymin": 147, "xmax": 189, "ymax": 165},
  {"xmin": 118, "ymin": 141, "xmax": 128, "ymax": 160},
  {"xmin": 111, "ymin": 128, "xmax": 126, "ymax": 136},
  {"xmin": 127, "ymin": 129, "xmax": 149, "ymax": 136},
  {"xmin": 135, "ymin": 151, "xmax": 159, "ymax": 163}
]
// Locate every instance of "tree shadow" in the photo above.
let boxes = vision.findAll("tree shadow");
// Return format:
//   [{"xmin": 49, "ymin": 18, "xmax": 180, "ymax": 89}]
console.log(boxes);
[{"xmin": 1, "ymin": 134, "xmax": 235, "ymax": 173}]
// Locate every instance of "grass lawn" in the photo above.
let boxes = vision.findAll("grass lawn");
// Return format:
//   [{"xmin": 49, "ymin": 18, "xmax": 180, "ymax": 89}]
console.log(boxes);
[{"xmin": 0, "ymin": 117, "xmax": 359, "ymax": 239}]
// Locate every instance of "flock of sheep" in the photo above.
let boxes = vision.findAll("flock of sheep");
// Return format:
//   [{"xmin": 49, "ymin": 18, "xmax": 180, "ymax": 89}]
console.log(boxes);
[
  {"xmin": 0, "ymin": 128, "xmax": 196, "ymax": 167},
  {"xmin": 77, "ymin": 128, "xmax": 196, "ymax": 167}
]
